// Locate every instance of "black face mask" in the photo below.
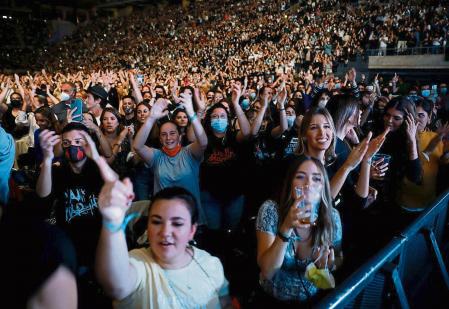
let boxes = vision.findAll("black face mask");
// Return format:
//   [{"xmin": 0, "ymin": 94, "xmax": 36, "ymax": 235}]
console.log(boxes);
[
  {"xmin": 10, "ymin": 99, "xmax": 22, "ymax": 108},
  {"xmin": 63, "ymin": 145, "xmax": 86, "ymax": 163}
]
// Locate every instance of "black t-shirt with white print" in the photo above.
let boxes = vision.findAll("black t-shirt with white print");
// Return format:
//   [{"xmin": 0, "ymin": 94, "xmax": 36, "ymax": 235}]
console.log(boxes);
[{"xmin": 50, "ymin": 158, "xmax": 103, "ymax": 268}]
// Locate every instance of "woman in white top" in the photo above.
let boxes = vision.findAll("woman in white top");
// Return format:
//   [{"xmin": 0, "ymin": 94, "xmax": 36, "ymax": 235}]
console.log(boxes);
[{"xmin": 95, "ymin": 155, "xmax": 231, "ymax": 308}]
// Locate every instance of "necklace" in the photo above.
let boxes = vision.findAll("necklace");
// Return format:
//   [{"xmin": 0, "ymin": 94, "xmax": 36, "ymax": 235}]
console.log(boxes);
[{"xmin": 163, "ymin": 246, "xmax": 221, "ymax": 309}]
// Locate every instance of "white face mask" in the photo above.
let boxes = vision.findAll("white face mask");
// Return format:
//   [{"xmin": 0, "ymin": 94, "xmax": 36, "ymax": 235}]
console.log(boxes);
[
  {"xmin": 60, "ymin": 92, "xmax": 71, "ymax": 102},
  {"xmin": 318, "ymin": 99, "xmax": 328, "ymax": 108},
  {"xmin": 287, "ymin": 115, "xmax": 296, "ymax": 127}
]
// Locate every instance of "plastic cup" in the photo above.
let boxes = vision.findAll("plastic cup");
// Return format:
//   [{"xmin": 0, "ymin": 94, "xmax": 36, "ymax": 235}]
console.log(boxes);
[
  {"xmin": 295, "ymin": 184, "xmax": 322, "ymax": 225},
  {"xmin": 372, "ymin": 153, "xmax": 391, "ymax": 166}
]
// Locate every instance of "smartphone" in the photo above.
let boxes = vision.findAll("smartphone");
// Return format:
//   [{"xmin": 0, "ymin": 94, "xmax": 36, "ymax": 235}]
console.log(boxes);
[
  {"xmin": 70, "ymin": 98, "xmax": 83, "ymax": 122},
  {"xmin": 137, "ymin": 74, "xmax": 144, "ymax": 85}
]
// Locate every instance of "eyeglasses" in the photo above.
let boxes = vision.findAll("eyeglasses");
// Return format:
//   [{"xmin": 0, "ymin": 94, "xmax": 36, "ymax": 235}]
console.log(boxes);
[{"xmin": 61, "ymin": 138, "xmax": 86, "ymax": 148}]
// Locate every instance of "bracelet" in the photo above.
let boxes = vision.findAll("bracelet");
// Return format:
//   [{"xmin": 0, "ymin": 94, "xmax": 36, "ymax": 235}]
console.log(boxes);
[
  {"xmin": 188, "ymin": 113, "xmax": 198, "ymax": 122},
  {"xmin": 103, "ymin": 212, "xmax": 140, "ymax": 233},
  {"xmin": 277, "ymin": 231, "xmax": 290, "ymax": 242}
]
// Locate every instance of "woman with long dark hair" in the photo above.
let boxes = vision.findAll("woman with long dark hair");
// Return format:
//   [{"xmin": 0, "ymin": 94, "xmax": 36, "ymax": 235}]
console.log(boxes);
[
  {"xmin": 256, "ymin": 155, "xmax": 342, "ymax": 306},
  {"xmin": 100, "ymin": 107, "xmax": 135, "ymax": 178}
]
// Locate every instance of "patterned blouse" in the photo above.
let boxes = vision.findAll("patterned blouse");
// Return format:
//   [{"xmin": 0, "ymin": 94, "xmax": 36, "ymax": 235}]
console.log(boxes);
[{"xmin": 256, "ymin": 200, "xmax": 342, "ymax": 302}]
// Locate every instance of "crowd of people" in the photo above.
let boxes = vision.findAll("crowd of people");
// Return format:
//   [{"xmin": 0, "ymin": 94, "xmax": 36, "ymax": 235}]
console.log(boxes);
[
  {"xmin": 0, "ymin": 0, "xmax": 449, "ymax": 308},
  {"xmin": 2, "ymin": 0, "xmax": 448, "ymax": 73}
]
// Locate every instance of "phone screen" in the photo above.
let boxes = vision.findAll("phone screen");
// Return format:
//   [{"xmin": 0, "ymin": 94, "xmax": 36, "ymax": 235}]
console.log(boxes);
[
  {"xmin": 137, "ymin": 74, "xmax": 144, "ymax": 85},
  {"xmin": 70, "ymin": 98, "xmax": 83, "ymax": 122}
]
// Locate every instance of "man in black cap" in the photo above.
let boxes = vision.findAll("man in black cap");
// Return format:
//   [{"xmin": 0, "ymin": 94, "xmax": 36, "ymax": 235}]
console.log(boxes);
[{"xmin": 86, "ymin": 85, "xmax": 108, "ymax": 125}]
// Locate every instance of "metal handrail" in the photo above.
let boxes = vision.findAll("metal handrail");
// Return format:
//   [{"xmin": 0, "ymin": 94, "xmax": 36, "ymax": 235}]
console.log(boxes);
[
  {"xmin": 316, "ymin": 190, "xmax": 449, "ymax": 309},
  {"xmin": 366, "ymin": 46, "xmax": 446, "ymax": 56}
]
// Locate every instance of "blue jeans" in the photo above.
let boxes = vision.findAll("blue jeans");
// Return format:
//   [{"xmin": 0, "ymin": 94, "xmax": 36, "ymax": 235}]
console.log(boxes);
[
  {"xmin": 201, "ymin": 191, "xmax": 245, "ymax": 230},
  {"xmin": 133, "ymin": 165, "xmax": 153, "ymax": 201}
]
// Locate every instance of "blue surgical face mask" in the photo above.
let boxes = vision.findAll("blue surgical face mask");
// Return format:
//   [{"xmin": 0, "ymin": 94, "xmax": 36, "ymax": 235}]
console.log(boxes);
[
  {"xmin": 211, "ymin": 118, "xmax": 228, "ymax": 133},
  {"xmin": 335, "ymin": 83, "xmax": 341, "ymax": 89},
  {"xmin": 421, "ymin": 89, "xmax": 430, "ymax": 97},
  {"xmin": 441, "ymin": 88, "xmax": 447, "ymax": 96},
  {"xmin": 249, "ymin": 92, "xmax": 257, "ymax": 100},
  {"xmin": 287, "ymin": 115, "xmax": 296, "ymax": 127},
  {"xmin": 241, "ymin": 98, "xmax": 250, "ymax": 110}
]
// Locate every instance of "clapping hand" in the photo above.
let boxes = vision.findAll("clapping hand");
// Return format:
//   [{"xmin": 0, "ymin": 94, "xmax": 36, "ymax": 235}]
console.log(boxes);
[{"xmin": 344, "ymin": 132, "xmax": 372, "ymax": 170}]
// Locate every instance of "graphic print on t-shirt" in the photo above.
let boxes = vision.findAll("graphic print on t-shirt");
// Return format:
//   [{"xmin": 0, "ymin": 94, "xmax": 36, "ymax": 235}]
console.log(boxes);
[
  {"xmin": 206, "ymin": 148, "xmax": 236, "ymax": 165},
  {"xmin": 284, "ymin": 137, "xmax": 299, "ymax": 158},
  {"xmin": 64, "ymin": 188, "xmax": 99, "ymax": 223}
]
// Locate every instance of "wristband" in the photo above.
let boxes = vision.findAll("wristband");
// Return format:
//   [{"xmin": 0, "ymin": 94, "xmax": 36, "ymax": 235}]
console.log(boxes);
[
  {"xmin": 103, "ymin": 212, "xmax": 140, "ymax": 233},
  {"xmin": 188, "ymin": 113, "xmax": 198, "ymax": 122},
  {"xmin": 277, "ymin": 231, "xmax": 290, "ymax": 242}
]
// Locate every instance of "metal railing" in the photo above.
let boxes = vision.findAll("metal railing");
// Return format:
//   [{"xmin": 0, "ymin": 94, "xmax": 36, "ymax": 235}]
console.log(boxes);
[
  {"xmin": 316, "ymin": 190, "xmax": 449, "ymax": 309},
  {"xmin": 366, "ymin": 46, "xmax": 446, "ymax": 57}
]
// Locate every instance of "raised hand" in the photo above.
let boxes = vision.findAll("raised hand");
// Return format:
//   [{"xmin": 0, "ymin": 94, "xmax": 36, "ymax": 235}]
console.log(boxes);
[
  {"xmin": 280, "ymin": 195, "xmax": 310, "ymax": 231},
  {"xmin": 277, "ymin": 86, "xmax": 288, "ymax": 106},
  {"xmin": 347, "ymin": 68, "xmax": 356, "ymax": 83},
  {"xmin": 127, "ymin": 124, "xmax": 135, "ymax": 137},
  {"xmin": 344, "ymin": 132, "xmax": 372, "ymax": 170},
  {"xmin": 14, "ymin": 73, "xmax": 20, "ymax": 83},
  {"xmin": 364, "ymin": 128, "xmax": 389, "ymax": 160},
  {"xmin": 149, "ymin": 98, "xmax": 169, "ymax": 120},
  {"xmin": 371, "ymin": 158, "xmax": 389, "ymax": 180},
  {"xmin": 79, "ymin": 130, "xmax": 100, "ymax": 161},
  {"xmin": 231, "ymin": 83, "xmax": 242, "ymax": 104},
  {"xmin": 66, "ymin": 107, "xmax": 80, "ymax": 123},
  {"xmin": 82, "ymin": 117, "xmax": 100, "ymax": 133},
  {"xmin": 405, "ymin": 112, "xmax": 418, "ymax": 142},
  {"xmin": 39, "ymin": 130, "xmax": 60, "ymax": 161},
  {"xmin": 193, "ymin": 87, "xmax": 206, "ymax": 112},
  {"xmin": 179, "ymin": 92, "xmax": 194, "ymax": 115},
  {"xmin": 97, "ymin": 156, "xmax": 134, "ymax": 224}
]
